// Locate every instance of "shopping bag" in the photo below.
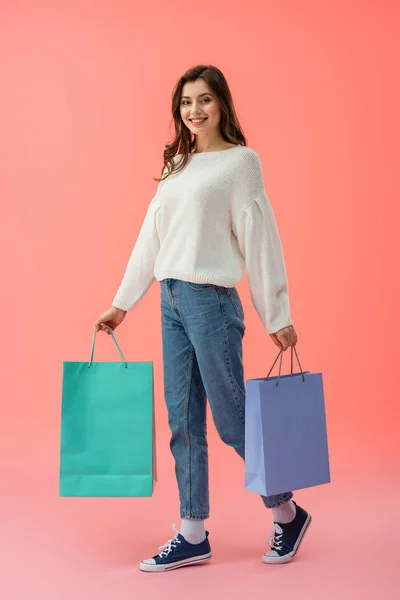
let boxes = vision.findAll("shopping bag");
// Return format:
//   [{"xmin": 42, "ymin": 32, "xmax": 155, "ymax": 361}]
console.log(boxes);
[
  {"xmin": 244, "ymin": 346, "xmax": 330, "ymax": 497},
  {"xmin": 60, "ymin": 323, "xmax": 156, "ymax": 497}
]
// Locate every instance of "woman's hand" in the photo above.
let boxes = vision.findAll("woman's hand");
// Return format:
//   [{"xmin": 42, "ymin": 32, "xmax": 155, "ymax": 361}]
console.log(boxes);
[
  {"xmin": 94, "ymin": 306, "xmax": 127, "ymax": 335},
  {"xmin": 269, "ymin": 325, "xmax": 297, "ymax": 351}
]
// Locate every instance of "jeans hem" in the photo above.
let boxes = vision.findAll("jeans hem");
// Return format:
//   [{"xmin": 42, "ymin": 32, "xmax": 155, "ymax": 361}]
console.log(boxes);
[
  {"xmin": 263, "ymin": 492, "xmax": 294, "ymax": 508},
  {"xmin": 181, "ymin": 513, "xmax": 209, "ymax": 520}
]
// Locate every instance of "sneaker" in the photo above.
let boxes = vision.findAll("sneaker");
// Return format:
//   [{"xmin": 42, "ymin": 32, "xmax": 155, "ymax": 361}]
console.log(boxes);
[
  {"xmin": 139, "ymin": 524, "xmax": 212, "ymax": 572},
  {"xmin": 262, "ymin": 501, "xmax": 312, "ymax": 564}
]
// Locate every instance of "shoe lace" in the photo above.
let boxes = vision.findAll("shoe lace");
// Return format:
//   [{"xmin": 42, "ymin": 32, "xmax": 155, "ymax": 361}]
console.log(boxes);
[
  {"xmin": 268, "ymin": 522, "xmax": 283, "ymax": 551},
  {"xmin": 158, "ymin": 524, "xmax": 182, "ymax": 558}
]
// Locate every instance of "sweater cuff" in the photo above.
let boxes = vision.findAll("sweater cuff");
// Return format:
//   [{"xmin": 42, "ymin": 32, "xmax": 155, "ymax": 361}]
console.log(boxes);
[
  {"xmin": 265, "ymin": 314, "xmax": 293, "ymax": 335},
  {"xmin": 111, "ymin": 296, "xmax": 133, "ymax": 312}
]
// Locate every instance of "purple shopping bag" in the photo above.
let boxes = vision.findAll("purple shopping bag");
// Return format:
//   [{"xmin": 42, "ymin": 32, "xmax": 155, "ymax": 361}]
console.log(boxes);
[{"xmin": 244, "ymin": 347, "xmax": 330, "ymax": 497}]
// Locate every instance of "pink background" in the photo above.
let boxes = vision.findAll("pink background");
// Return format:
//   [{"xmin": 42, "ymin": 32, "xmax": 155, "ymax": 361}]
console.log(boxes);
[{"xmin": 1, "ymin": 1, "xmax": 399, "ymax": 598}]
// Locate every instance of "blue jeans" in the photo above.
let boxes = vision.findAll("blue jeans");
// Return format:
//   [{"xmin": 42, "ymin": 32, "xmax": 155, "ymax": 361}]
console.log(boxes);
[{"xmin": 160, "ymin": 278, "xmax": 293, "ymax": 519}]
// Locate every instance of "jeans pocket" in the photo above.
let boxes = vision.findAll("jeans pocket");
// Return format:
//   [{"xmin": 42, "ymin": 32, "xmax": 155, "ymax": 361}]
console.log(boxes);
[
  {"xmin": 225, "ymin": 288, "xmax": 245, "ymax": 320},
  {"xmin": 186, "ymin": 282, "xmax": 216, "ymax": 292}
]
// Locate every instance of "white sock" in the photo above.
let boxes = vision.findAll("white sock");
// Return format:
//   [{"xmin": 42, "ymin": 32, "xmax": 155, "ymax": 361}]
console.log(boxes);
[
  {"xmin": 180, "ymin": 518, "xmax": 206, "ymax": 544},
  {"xmin": 271, "ymin": 499, "xmax": 296, "ymax": 524}
]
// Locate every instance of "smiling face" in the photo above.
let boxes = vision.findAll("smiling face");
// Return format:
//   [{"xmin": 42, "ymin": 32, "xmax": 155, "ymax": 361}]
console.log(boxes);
[{"xmin": 180, "ymin": 79, "xmax": 222, "ymax": 142}]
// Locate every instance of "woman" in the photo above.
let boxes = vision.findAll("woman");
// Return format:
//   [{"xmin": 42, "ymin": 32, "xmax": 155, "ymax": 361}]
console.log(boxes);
[{"xmin": 95, "ymin": 64, "xmax": 312, "ymax": 572}]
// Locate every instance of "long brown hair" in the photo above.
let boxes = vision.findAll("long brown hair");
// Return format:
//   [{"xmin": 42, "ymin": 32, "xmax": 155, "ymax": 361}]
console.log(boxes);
[{"xmin": 153, "ymin": 64, "xmax": 247, "ymax": 183}]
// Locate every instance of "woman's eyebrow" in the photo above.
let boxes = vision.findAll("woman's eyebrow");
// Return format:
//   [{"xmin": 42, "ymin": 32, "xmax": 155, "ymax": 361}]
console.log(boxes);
[{"xmin": 181, "ymin": 93, "xmax": 212, "ymax": 99}]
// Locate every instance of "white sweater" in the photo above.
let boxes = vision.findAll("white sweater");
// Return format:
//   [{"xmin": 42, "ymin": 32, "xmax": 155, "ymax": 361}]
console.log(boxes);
[{"xmin": 111, "ymin": 145, "xmax": 293, "ymax": 334}]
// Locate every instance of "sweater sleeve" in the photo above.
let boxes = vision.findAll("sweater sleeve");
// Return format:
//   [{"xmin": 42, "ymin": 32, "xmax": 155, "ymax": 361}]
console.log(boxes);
[
  {"xmin": 232, "ymin": 189, "xmax": 293, "ymax": 334},
  {"xmin": 111, "ymin": 191, "xmax": 162, "ymax": 311}
]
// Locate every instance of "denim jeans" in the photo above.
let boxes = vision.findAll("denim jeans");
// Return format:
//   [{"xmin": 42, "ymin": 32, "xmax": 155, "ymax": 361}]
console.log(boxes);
[{"xmin": 160, "ymin": 278, "xmax": 293, "ymax": 519}]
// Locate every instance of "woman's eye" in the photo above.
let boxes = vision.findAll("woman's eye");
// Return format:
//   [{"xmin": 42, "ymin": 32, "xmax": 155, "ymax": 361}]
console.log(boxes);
[{"xmin": 181, "ymin": 98, "xmax": 211, "ymax": 105}]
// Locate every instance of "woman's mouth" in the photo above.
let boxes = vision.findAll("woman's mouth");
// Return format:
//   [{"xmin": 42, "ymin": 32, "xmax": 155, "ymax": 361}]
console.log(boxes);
[{"xmin": 190, "ymin": 118, "xmax": 208, "ymax": 126}]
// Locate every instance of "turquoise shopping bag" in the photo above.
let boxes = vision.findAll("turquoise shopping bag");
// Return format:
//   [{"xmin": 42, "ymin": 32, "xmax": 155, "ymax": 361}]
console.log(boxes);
[{"xmin": 60, "ymin": 324, "xmax": 156, "ymax": 497}]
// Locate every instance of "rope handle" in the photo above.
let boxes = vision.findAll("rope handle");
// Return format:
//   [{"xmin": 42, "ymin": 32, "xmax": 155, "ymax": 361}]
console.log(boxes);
[
  {"xmin": 88, "ymin": 324, "xmax": 127, "ymax": 368},
  {"xmin": 266, "ymin": 346, "xmax": 305, "ymax": 387}
]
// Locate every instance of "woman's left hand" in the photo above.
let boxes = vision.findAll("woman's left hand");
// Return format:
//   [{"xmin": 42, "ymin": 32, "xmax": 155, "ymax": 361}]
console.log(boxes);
[{"xmin": 269, "ymin": 325, "xmax": 297, "ymax": 351}]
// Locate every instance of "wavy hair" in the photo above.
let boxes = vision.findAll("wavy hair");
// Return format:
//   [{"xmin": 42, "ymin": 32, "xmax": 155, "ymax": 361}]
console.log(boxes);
[{"xmin": 153, "ymin": 64, "xmax": 247, "ymax": 182}]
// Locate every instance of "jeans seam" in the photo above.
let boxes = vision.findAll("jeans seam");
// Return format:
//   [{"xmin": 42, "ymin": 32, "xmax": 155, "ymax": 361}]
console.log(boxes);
[
  {"xmin": 225, "ymin": 288, "xmax": 244, "ymax": 321},
  {"xmin": 184, "ymin": 344, "xmax": 195, "ymax": 517},
  {"xmin": 167, "ymin": 280, "xmax": 181, "ymax": 319},
  {"xmin": 216, "ymin": 290, "xmax": 245, "ymax": 427}
]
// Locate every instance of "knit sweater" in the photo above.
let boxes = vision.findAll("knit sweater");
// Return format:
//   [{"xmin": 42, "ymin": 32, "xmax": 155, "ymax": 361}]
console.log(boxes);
[{"xmin": 111, "ymin": 144, "xmax": 293, "ymax": 334}]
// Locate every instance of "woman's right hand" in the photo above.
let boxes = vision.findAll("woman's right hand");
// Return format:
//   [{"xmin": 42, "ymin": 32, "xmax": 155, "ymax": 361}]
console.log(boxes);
[{"xmin": 94, "ymin": 306, "xmax": 127, "ymax": 334}]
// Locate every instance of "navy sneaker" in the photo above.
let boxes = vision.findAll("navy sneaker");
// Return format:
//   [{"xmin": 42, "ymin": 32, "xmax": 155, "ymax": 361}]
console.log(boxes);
[
  {"xmin": 262, "ymin": 501, "xmax": 312, "ymax": 564},
  {"xmin": 139, "ymin": 524, "xmax": 212, "ymax": 572}
]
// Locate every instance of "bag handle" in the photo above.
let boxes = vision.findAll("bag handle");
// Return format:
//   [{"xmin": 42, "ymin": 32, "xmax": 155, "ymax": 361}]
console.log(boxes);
[
  {"xmin": 266, "ymin": 346, "xmax": 305, "ymax": 386},
  {"xmin": 88, "ymin": 323, "xmax": 127, "ymax": 368}
]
